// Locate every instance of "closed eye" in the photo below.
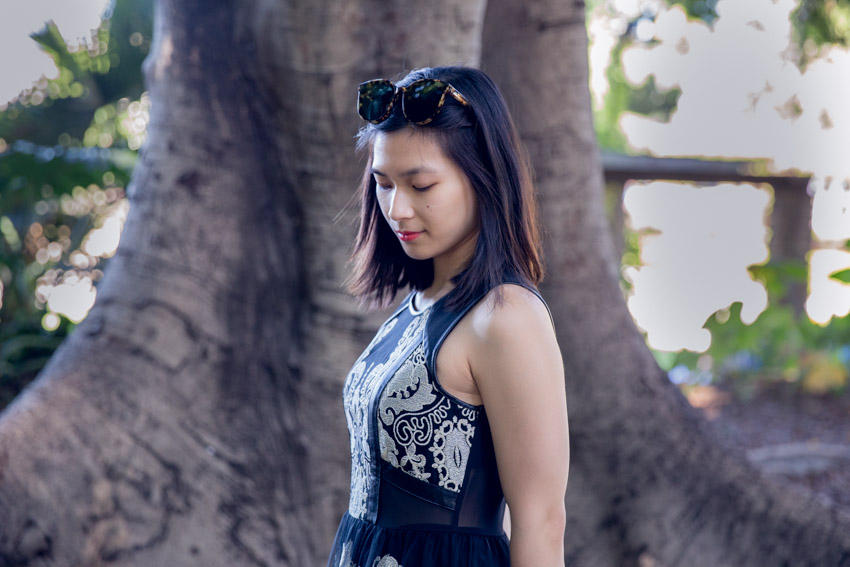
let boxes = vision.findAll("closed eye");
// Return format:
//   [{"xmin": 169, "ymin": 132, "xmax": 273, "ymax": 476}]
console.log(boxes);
[{"xmin": 412, "ymin": 184, "xmax": 434, "ymax": 192}]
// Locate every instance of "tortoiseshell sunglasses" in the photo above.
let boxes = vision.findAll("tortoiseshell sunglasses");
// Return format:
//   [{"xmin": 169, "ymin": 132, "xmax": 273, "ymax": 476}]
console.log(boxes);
[{"xmin": 357, "ymin": 78, "xmax": 470, "ymax": 125}]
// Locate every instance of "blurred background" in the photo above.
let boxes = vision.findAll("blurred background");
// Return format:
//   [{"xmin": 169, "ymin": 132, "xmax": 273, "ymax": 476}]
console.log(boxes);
[
  {"xmin": 1, "ymin": 0, "xmax": 848, "ymax": 491},
  {"xmin": 0, "ymin": 0, "xmax": 150, "ymax": 406}
]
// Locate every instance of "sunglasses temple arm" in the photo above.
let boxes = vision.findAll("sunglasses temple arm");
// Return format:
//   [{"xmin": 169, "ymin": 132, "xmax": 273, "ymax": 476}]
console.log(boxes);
[{"xmin": 448, "ymin": 85, "xmax": 469, "ymax": 106}]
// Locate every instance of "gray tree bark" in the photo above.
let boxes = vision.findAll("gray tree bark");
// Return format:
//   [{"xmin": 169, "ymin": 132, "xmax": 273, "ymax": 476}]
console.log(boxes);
[
  {"xmin": 481, "ymin": 1, "xmax": 850, "ymax": 566},
  {"xmin": 2, "ymin": 0, "xmax": 849, "ymax": 566},
  {"xmin": 0, "ymin": 0, "xmax": 484, "ymax": 565}
]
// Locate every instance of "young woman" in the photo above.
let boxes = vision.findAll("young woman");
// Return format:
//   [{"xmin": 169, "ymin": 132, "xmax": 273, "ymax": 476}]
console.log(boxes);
[{"xmin": 328, "ymin": 66, "xmax": 569, "ymax": 567}]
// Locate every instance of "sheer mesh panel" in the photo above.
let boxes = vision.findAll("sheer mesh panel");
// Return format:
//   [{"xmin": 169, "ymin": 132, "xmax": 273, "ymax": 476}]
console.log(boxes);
[
  {"xmin": 376, "ymin": 478, "xmax": 454, "ymax": 528},
  {"xmin": 456, "ymin": 467, "xmax": 505, "ymax": 532}
]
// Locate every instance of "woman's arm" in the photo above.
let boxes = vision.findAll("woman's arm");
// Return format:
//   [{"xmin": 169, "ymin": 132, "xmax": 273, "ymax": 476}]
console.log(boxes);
[{"xmin": 468, "ymin": 284, "xmax": 569, "ymax": 567}]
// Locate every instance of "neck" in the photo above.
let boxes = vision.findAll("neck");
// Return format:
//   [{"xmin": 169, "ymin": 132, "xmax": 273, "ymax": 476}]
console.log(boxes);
[
  {"xmin": 420, "ymin": 237, "xmax": 477, "ymax": 303},
  {"xmin": 422, "ymin": 272, "xmax": 454, "ymax": 302}
]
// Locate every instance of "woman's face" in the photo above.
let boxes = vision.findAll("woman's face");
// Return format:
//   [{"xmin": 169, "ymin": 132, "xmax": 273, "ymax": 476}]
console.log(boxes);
[{"xmin": 371, "ymin": 128, "xmax": 479, "ymax": 273}]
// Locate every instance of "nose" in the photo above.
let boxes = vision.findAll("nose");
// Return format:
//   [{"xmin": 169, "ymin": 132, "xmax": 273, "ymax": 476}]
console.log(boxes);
[{"xmin": 387, "ymin": 188, "xmax": 414, "ymax": 222}]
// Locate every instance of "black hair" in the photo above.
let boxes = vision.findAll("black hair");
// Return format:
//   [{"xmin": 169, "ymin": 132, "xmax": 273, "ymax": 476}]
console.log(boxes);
[{"xmin": 346, "ymin": 65, "xmax": 543, "ymax": 311}]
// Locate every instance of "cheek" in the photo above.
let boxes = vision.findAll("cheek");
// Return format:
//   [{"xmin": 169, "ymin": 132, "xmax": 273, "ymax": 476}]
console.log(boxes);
[
  {"xmin": 375, "ymin": 191, "xmax": 391, "ymax": 218},
  {"xmin": 461, "ymin": 190, "xmax": 478, "ymax": 225}
]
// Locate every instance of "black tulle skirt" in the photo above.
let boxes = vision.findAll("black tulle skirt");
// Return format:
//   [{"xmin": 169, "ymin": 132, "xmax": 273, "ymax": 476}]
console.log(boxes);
[{"xmin": 327, "ymin": 512, "xmax": 510, "ymax": 566}]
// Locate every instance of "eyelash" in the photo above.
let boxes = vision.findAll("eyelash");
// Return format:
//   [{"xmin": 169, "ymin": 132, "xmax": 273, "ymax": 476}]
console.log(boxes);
[{"xmin": 375, "ymin": 183, "xmax": 433, "ymax": 192}]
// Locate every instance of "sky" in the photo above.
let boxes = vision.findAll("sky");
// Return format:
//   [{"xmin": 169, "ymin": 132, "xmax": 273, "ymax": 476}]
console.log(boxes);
[{"xmin": 0, "ymin": 0, "xmax": 111, "ymax": 106}]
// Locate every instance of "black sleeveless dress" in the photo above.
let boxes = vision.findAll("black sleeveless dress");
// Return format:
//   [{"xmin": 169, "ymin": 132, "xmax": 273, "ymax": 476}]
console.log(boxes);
[{"xmin": 327, "ymin": 280, "xmax": 548, "ymax": 567}]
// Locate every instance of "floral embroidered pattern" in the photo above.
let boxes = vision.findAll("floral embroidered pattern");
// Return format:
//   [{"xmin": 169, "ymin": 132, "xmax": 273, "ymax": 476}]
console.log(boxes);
[
  {"xmin": 338, "ymin": 541, "xmax": 354, "ymax": 567},
  {"xmin": 430, "ymin": 416, "xmax": 475, "ymax": 491},
  {"xmin": 377, "ymin": 344, "xmax": 477, "ymax": 492},
  {"xmin": 337, "ymin": 541, "xmax": 403, "ymax": 567},
  {"xmin": 343, "ymin": 311, "xmax": 428, "ymax": 519}
]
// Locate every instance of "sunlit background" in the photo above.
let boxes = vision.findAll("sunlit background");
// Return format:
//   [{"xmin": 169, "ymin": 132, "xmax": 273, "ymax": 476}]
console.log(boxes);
[
  {"xmin": 0, "ymin": 0, "xmax": 146, "ymax": 330},
  {"xmin": 587, "ymin": 0, "xmax": 850, "ymax": 390},
  {"xmin": 1, "ymin": 0, "xmax": 848, "ymax": 402},
  {"xmin": 0, "ymin": 0, "xmax": 151, "ymax": 406},
  {"xmin": 0, "ymin": 0, "xmax": 112, "ymax": 105}
]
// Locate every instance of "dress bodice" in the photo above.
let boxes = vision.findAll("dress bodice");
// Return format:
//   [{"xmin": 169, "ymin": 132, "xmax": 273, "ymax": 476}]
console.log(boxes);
[
  {"xmin": 342, "ymin": 281, "xmax": 545, "ymax": 534},
  {"xmin": 330, "ymin": 279, "xmax": 550, "ymax": 567}
]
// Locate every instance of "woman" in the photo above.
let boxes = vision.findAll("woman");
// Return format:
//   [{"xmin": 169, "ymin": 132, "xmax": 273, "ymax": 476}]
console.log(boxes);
[{"xmin": 328, "ymin": 66, "xmax": 569, "ymax": 567}]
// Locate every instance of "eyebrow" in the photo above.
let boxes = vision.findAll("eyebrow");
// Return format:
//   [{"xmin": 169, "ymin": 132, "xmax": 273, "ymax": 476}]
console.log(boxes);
[{"xmin": 371, "ymin": 166, "xmax": 438, "ymax": 178}]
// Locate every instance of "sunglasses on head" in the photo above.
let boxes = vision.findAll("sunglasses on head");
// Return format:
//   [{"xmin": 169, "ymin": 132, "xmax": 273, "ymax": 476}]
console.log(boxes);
[{"xmin": 357, "ymin": 78, "xmax": 470, "ymax": 125}]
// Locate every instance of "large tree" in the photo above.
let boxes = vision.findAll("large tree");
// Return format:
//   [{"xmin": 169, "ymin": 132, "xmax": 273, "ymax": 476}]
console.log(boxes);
[
  {"xmin": 1, "ymin": 1, "xmax": 848, "ymax": 566},
  {"xmin": 482, "ymin": 1, "xmax": 850, "ymax": 565}
]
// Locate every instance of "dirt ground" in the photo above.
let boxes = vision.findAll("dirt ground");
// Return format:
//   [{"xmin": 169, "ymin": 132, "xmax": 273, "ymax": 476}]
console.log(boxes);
[{"xmin": 686, "ymin": 382, "xmax": 850, "ymax": 513}]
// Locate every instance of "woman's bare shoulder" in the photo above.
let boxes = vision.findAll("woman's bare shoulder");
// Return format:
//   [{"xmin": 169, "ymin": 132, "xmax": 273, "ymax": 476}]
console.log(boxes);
[{"xmin": 466, "ymin": 283, "xmax": 553, "ymax": 346}]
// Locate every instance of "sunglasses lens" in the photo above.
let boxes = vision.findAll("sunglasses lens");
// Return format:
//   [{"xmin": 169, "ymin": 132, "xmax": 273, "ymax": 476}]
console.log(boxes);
[
  {"xmin": 358, "ymin": 81, "xmax": 397, "ymax": 122},
  {"xmin": 403, "ymin": 79, "xmax": 448, "ymax": 124}
]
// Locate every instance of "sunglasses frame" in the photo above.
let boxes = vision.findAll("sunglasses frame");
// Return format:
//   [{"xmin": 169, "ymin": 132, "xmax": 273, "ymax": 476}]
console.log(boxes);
[{"xmin": 358, "ymin": 78, "xmax": 470, "ymax": 125}]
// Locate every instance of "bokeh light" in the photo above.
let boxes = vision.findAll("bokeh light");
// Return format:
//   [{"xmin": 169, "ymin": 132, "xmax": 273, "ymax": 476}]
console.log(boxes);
[
  {"xmin": 43, "ymin": 273, "xmax": 96, "ymax": 323},
  {"xmin": 30, "ymin": 185, "xmax": 128, "ymax": 328}
]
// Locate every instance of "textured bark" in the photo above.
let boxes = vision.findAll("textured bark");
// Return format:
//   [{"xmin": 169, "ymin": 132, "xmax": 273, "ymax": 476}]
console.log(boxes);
[
  {"xmin": 0, "ymin": 0, "xmax": 484, "ymax": 565},
  {"xmin": 482, "ymin": 1, "xmax": 850, "ymax": 566},
  {"xmin": 3, "ymin": 0, "xmax": 849, "ymax": 566}
]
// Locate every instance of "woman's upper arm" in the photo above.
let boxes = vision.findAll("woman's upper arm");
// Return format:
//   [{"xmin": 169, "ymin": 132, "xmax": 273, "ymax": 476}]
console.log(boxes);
[{"xmin": 468, "ymin": 284, "xmax": 570, "ymax": 527}]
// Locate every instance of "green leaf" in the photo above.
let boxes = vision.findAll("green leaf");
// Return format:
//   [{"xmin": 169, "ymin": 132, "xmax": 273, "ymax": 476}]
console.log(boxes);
[
  {"xmin": 29, "ymin": 21, "xmax": 84, "ymax": 76},
  {"xmin": 829, "ymin": 268, "xmax": 850, "ymax": 284}
]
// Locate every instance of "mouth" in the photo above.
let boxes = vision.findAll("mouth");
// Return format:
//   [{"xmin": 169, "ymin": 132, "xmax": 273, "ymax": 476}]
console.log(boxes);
[{"xmin": 396, "ymin": 231, "xmax": 423, "ymax": 242}]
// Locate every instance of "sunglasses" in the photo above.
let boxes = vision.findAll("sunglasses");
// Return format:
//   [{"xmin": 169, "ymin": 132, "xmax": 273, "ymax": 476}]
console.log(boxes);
[{"xmin": 357, "ymin": 78, "xmax": 470, "ymax": 125}]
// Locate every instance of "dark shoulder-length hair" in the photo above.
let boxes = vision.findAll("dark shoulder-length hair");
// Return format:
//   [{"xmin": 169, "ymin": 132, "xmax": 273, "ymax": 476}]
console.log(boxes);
[{"xmin": 346, "ymin": 65, "xmax": 543, "ymax": 311}]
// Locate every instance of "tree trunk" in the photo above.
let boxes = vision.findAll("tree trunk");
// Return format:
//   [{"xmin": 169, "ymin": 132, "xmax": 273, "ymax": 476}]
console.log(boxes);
[
  {"xmin": 0, "ymin": 0, "xmax": 484, "ymax": 565},
  {"xmin": 3, "ymin": 0, "xmax": 850, "ymax": 566},
  {"xmin": 481, "ymin": 1, "xmax": 850, "ymax": 566}
]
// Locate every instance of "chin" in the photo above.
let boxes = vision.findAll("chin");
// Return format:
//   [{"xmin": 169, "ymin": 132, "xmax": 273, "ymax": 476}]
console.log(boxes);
[
  {"xmin": 399, "ymin": 246, "xmax": 433, "ymax": 261},
  {"xmin": 403, "ymin": 252, "xmax": 433, "ymax": 261}
]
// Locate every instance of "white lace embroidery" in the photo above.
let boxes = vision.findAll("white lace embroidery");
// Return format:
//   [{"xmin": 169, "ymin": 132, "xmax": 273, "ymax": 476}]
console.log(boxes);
[
  {"xmin": 430, "ymin": 416, "xmax": 476, "ymax": 491},
  {"xmin": 343, "ymin": 311, "xmax": 428, "ymax": 519},
  {"xmin": 378, "ymin": 344, "xmax": 477, "ymax": 492},
  {"xmin": 338, "ymin": 541, "xmax": 354, "ymax": 567},
  {"xmin": 337, "ymin": 541, "xmax": 402, "ymax": 567}
]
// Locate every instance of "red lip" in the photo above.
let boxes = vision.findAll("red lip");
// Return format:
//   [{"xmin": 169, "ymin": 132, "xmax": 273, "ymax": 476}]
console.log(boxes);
[{"xmin": 396, "ymin": 231, "xmax": 422, "ymax": 242}]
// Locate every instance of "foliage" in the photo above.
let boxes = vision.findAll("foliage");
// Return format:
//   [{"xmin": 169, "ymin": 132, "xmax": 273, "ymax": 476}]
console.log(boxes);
[
  {"xmin": 593, "ymin": 0, "xmax": 850, "ymax": 399},
  {"xmin": 0, "ymin": 0, "xmax": 152, "ymax": 409},
  {"xmin": 651, "ymin": 253, "xmax": 850, "ymax": 399},
  {"xmin": 616, "ymin": 202, "xmax": 643, "ymax": 297},
  {"xmin": 791, "ymin": 0, "xmax": 850, "ymax": 66},
  {"xmin": 589, "ymin": 6, "xmax": 682, "ymax": 153},
  {"xmin": 668, "ymin": 0, "xmax": 719, "ymax": 23}
]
